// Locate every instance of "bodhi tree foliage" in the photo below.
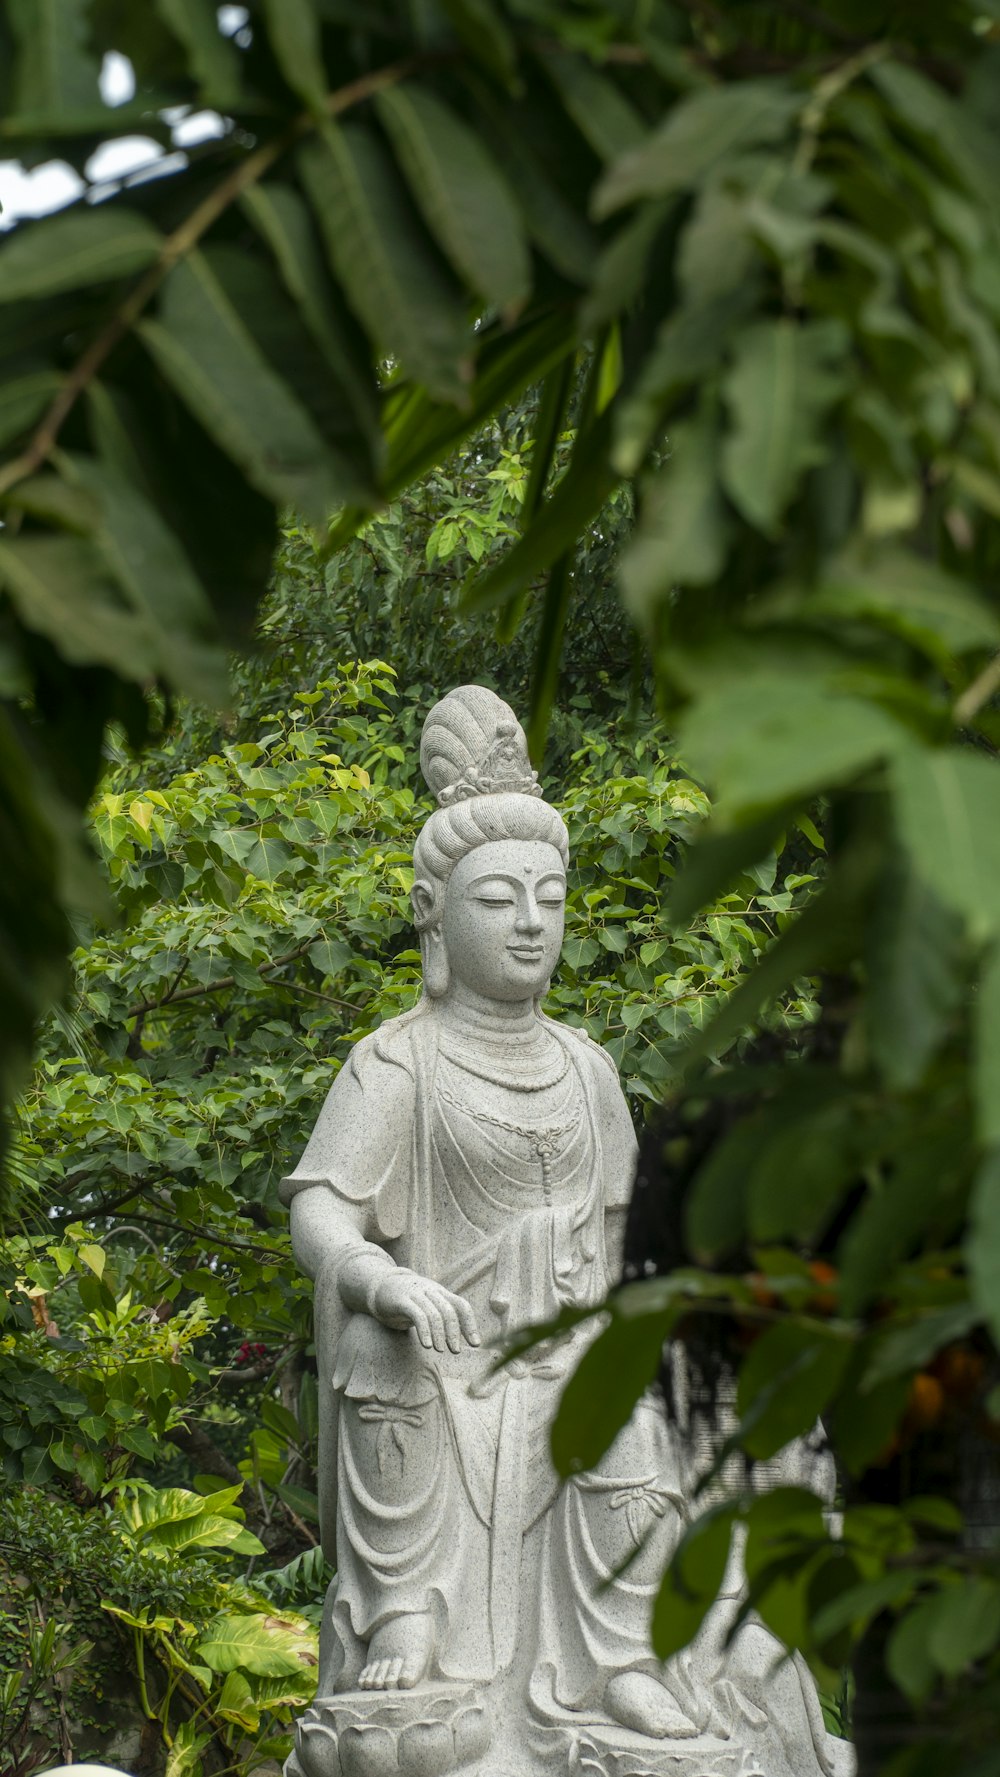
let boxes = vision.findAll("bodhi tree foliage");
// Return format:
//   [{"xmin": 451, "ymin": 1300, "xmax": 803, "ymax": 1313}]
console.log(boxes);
[
  {"xmin": 1, "ymin": 442, "xmax": 820, "ymax": 1772},
  {"xmin": 3, "ymin": 0, "xmax": 1000, "ymax": 1773}
]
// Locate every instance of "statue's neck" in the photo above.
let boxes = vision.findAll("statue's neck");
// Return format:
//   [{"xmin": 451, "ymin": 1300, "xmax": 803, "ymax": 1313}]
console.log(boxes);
[{"xmin": 437, "ymin": 981, "xmax": 540, "ymax": 1039}]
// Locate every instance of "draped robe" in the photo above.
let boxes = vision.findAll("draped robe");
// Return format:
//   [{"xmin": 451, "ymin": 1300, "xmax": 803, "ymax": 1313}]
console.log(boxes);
[{"xmin": 281, "ymin": 1001, "xmax": 851, "ymax": 1777}]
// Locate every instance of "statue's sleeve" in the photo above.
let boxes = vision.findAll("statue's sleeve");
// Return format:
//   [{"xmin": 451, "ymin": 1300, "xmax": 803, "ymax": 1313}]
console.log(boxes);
[
  {"xmin": 278, "ymin": 1034, "xmax": 415, "ymax": 1242},
  {"xmin": 590, "ymin": 1042, "xmax": 639, "ymax": 1209}
]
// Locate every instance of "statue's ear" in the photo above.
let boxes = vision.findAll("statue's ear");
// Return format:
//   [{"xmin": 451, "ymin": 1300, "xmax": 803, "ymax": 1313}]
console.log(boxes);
[{"xmin": 411, "ymin": 878, "xmax": 437, "ymax": 930}]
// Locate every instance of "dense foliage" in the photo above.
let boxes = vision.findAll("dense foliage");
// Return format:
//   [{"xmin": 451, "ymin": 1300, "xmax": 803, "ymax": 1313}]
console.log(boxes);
[
  {"xmin": 1, "ymin": 452, "xmax": 819, "ymax": 1771},
  {"xmin": 4, "ymin": 3, "xmax": 1000, "ymax": 1774}
]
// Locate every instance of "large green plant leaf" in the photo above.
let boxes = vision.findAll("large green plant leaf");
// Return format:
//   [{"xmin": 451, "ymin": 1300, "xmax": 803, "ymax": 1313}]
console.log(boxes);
[
  {"xmin": 197, "ymin": 1612, "xmax": 317, "ymax": 1677},
  {"xmin": 154, "ymin": 0, "xmax": 240, "ymax": 105},
  {"xmin": 652, "ymin": 1501, "xmax": 738, "ymax": 1660},
  {"xmin": 595, "ymin": 81, "xmax": 798, "ymax": 215},
  {"xmin": 65, "ymin": 455, "xmax": 229, "ymax": 706},
  {"xmin": 721, "ymin": 319, "xmax": 850, "ymax": 535},
  {"xmin": 238, "ymin": 181, "xmax": 379, "ymax": 447},
  {"xmin": 138, "ymin": 252, "xmax": 355, "ymax": 524},
  {"xmin": 612, "ymin": 288, "xmax": 753, "ymax": 475},
  {"xmin": 620, "ymin": 412, "xmax": 729, "ymax": 624},
  {"xmin": 300, "ymin": 124, "xmax": 471, "ymax": 406},
  {"xmin": 891, "ymin": 748, "xmax": 1000, "ymax": 943},
  {"xmin": 865, "ymin": 846, "xmax": 964, "ymax": 1090},
  {"xmin": 6, "ymin": 0, "xmax": 99, "ymax": 114},
  {"xmin": 0, "ymin": 208, "xmax": 162, "ymax": 303},
  {"xmin": 538, "ymin": 46, "xmax": 646, "ymax": 164},
  {"xmin": 261, "ymin": 0, "xmax": 325, "ymax": 113},
  {"xmin": 968, "ymin": 1149, "xmax": 1000, "ymax": 1346},
  {"xmin": 678, "ymin": 673, "xmax": 905, "ymax": 820},
  {"xmin": 376, "ymin": 84, "xmax": 530, "ymax": 312},
  {"xmin": 0, "ymin": 535, "xmax": 157, "ymax": 679}
]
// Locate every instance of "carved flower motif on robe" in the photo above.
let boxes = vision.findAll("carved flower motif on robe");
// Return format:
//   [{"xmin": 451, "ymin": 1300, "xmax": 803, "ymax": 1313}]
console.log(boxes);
[{"xmin": 608, "ymin": 1476, "xmax": 674, "ymax": 1548}]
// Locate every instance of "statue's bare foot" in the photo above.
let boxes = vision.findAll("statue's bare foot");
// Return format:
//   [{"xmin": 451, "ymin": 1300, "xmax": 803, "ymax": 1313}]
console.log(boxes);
[
  {"xmin": 605, "ymin": 1672, "xmax": 699, "ymax": 1740},
  {"xmin": 358, "ymin": 1612, "xmax": 434, "ymax": 1690}
]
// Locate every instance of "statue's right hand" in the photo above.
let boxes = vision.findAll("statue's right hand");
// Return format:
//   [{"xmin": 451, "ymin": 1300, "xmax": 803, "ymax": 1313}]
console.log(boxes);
[{"xmin": 370, "ymin": 1270, "xmax": 481, "ymax": 1354}]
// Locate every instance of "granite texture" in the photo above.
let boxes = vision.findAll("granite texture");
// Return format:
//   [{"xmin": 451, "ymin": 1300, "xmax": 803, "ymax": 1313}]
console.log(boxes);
[{"xmin": 281, "ymin": 687, "xmax": 855, "ymax": 1777}]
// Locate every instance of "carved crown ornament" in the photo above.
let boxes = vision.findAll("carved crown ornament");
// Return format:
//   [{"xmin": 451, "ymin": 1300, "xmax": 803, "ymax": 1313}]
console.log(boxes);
[{"xmin": 436, "ymin": 720, "xmax": 542, "ymax": 806}]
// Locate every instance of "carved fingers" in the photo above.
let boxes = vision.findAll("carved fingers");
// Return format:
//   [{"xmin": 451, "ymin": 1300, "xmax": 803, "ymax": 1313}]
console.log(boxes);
[{"xmin": 371, "ymin": 1273, "xmax": 480, "ymax": 1352}]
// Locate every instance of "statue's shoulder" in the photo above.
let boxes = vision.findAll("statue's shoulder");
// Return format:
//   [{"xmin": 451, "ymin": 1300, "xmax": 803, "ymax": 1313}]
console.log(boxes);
[
  {"xmin": 544, "ymin": 1014, "xmax": 620, "ymax": 1083},
  {"xmin": 349, "ymin": 1002, "xmax": 430, "ymax": 1085}
]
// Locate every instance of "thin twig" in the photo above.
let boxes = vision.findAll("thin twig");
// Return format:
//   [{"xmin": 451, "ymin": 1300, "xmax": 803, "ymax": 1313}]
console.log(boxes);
[
  {"xmin": 125, "ymin": 942, "xmax": 310, "ymax": 1019},
  {"xmin": 0, "ymin": 58, "xmax": 423, "ymax": 499},
  {"xmin": 954, "ymin": 652, "xmax": 1000, "ymax": 726}
]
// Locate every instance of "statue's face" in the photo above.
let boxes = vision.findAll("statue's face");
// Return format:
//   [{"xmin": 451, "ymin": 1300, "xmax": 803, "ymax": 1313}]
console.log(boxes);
[{"xmin": 442, "ymin": 839, "xmax": 566, "ymax": 1002}]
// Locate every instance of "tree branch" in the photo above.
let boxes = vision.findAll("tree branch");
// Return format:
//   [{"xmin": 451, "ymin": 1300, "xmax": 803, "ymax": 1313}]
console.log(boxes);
[
  {"xmin": 954, "ymin": 653, "xmax": 1000, "ymax": 727},
  {"xmin": 0, "ymin": 57, "xmax": 424, "ymax": 498},
  {"xmin": 125, "ymin": 942, "xmax": 311, "ymax": 1019}
]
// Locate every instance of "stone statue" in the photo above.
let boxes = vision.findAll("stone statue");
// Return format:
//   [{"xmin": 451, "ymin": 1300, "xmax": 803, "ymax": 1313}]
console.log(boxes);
[{"xmin": 282, "ymin": 687, "xmax": 854, "ymax": 1777}]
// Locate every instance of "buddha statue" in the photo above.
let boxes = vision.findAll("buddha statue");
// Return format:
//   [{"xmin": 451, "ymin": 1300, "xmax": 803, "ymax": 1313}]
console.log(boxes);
[{"xmin": 282, "ymin": 686, "xmax": 854, "ymax": 1777}]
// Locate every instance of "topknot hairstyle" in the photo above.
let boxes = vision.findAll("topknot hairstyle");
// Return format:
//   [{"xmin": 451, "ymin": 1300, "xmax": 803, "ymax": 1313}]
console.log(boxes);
[{"xmin": 412, "ymin": 686, "xmax": 568, "ymax": 922}]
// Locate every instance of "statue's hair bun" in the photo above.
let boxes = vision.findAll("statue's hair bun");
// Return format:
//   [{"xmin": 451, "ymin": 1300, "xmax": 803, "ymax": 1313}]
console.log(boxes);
[{"xmin": 420, "ymin": 685, "xmax": 540, "ymax": 806}]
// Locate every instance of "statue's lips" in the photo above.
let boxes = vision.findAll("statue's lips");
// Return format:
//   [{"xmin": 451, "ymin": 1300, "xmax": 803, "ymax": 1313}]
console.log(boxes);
[{"xmin": 507, "ymin": 944, "xmax": 545, "ymax": 960}]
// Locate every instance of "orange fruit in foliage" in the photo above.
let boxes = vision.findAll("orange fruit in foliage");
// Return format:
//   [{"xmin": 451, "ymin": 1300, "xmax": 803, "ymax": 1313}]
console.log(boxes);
[
  {"xmin": 931, "ymin": 1345, "xmax": 985, "ymax": 1403},
  {"xmin": 807, "ymin": 1260, "xmax": 838, "ymax": 1315},
  {"xmin": 748, "ymin": 1273, "xmax": 779, "ymax": 1311},
  {"xmin": 907, "ymin": 1372, "xmax": 946, "ymax": 1430}
]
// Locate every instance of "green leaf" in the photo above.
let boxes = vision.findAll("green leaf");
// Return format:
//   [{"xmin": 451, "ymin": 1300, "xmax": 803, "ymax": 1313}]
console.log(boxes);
[
  {"xmin": 865, "ymin": 847, "xmax": 964, "ymax": 1091},
  {"xmin": 721, "ymin": 320, "xmax": 849, "ymax": 535},
  {"xmin": 376, "ymin": 84, "xmax": 530, "ymax": 313},
  {"xmin": 461, "ymin": 411, "xmax": 617, "ymax": 614},
  {"xmin": 651, "ymin": 1501, "xmax": 738, "ymax": 1660},
  {"xmin": 839, "ymin": 1132, "xmax": 962, "ymax": 1317},
  {"xmin": 0, "ymin": 207, "xmax": 161, "ymax": 303},
  {"xmin": 300, "ymin": 123, "xmax": 470, "ymax": 407},
  {"xmin": 926, "ymin": 1579, "xmax": 1000, "ymax": 1678},
  {"xmin": 886, "ymin": 1596, "xmax": 940, "ymax": 1702},
  {"xmin": 891, "ymin": 748, "xmax": 1000, "ymax": 944},
  {"xmin": 261, "ymin": 0, "xmax": 325, "ymax": 112},
  {"xmin": 0, "ymin": 535, "xmax": 158, "ymax": 681},
  {"xmin": 967, "ymin": 1149, "xmax": 1000, "ymax": 1348},
  {"xmin": 621, "ymin": 413, "xmax": 729, "ymax": 624},
  {"xmin": 679, "ymin": 674, "xmax": 905, "ymax": 820},
  {"xmin": 872, "ymin": 60, "xmax": 1000, "ymax": 222},
  {"xmin": 744, "ymin": 1487, "xmax": 827, "ymax": 1653},
  {"xmin": 197, "ymin": 1612, "xmax": 318, "ymax": 1677},
  {"xmin": 975, "ymin": 944, "xmax": 1000, "ymax": 1148},
  {"xmin": 154, "ymin": 0, "xmax": 240, "ymax": 105},
  {"xmin": 864, "ymin": 1304, "xmax": 982, "ymax": 1389},
  {"xmin": 6, "ymin": 0, "xmax": 99, "ymax": 114},
  {"xmin": 580, "ymin": 200, "xmax": 672, "ymax": 333},
  {"xmin": 612, "ymin": 288, "xmax": 753, "ymax": 476},
  {"xmin": 165, "ymin": 1714, "xmax": 212, "ymax": 1777},
  {"xmin": 595, "ymin": 81, "xmax": 798, "ymax": 215},
  {"xmin": 205, "ymin": 241, "xmax": 376, "ymax": 504},
  {"xmin": 0, "ymin": 369, "xmax": 62, "ymax": 450},
  {"xmin": 550, "ymin": 1305, "xmax": 673, "ymax": 1476},
  {"xmin": 239, "ymin": 182, "xmax": 378, "ymax": 447},
  {"xmin": 244, "ymin": 836, "xmax": 295, "ymax": 882},
  {"xmin": 440, "ymin": 0, "xmax": 517, "ymax": 87},
  {"xmin": 538, "ymin": 47, "xmax": 646, "ymax": 164},
  {"xmin": 65, "ymin": 455, "xmax": 229, "ymax": 706},
  {"xmin": 738, "ymin": 1322, "xmax": 852, "ymax": 1461},
  {"xmin": 309, "ymin": 938, "xmax": 353, "ymax": 977},
  {"xmin": 138, "ymin": 252, "xmax": 353, "ymax": 525},
  {"xmin": 800, "ymin": 549, "xmax": 1000, "ymax": 663}
]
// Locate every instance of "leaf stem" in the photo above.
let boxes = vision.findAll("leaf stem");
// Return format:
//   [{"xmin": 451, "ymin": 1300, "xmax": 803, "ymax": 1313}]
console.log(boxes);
[
  {"xmin": 954, "ymin": 652, "xmax": 1000, "ymax": 727},
  {"xmin": 0, "ymin": 58, "xmax": 423, "ymax": 499}
]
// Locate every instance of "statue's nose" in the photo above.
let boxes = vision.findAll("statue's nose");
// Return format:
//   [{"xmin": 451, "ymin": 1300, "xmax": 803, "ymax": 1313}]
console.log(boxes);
[{"xmin": 516, "ymin": 894, "xmax": 543, "ymax": 933}]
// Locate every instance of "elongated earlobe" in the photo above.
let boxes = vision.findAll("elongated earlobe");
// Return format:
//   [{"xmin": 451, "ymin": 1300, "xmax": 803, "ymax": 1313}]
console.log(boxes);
[{"xmin": 422, "ymin": 926, "xmax": 450, "ymax": 998}]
